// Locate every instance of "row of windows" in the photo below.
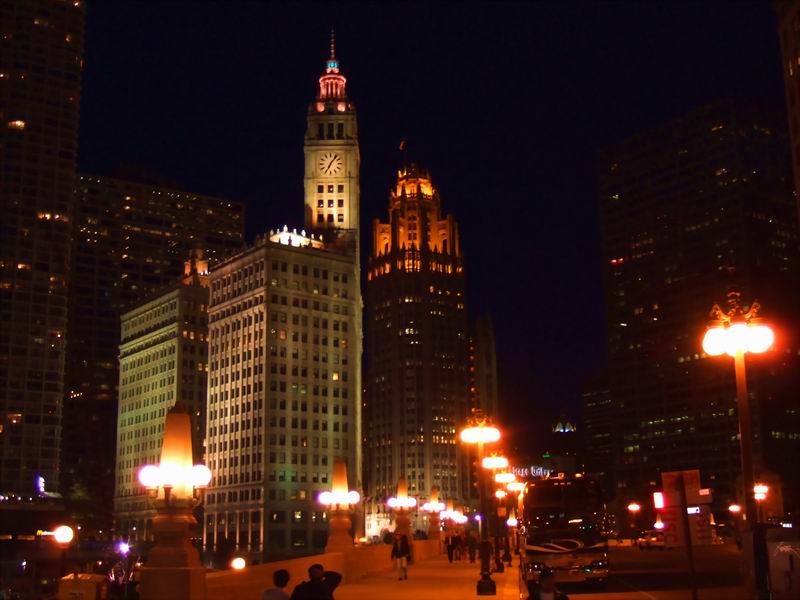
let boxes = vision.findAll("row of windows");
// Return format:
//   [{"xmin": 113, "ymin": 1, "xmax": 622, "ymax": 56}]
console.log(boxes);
[{"xmin": 317, "ymin": 212, "xmax": 345, "ymax": 224}]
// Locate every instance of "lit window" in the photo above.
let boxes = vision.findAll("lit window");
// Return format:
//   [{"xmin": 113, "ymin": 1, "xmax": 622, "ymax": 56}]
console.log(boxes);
[
  {"xmin": 8, "ymin": 120, "xmax": 25, "ymax": 130},
  {"xmin": 328, "ymin": 199, "xmax": 334, "ymax": 208},
  {"xmin": 337, "ymin": 214, "xmax": 344, "ymax": 223},
  {"xmin": 317, "ymin": 199, "xmax": 324, "ymax": 208}
]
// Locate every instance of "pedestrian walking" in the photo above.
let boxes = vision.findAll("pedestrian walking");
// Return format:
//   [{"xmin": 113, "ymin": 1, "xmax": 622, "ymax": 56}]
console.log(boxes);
[
  {"xmin": 391, "ymin": 533, "xmax": 411, "ymax": 580},
  {"xmin": 467, "ymin": 530, "xmax": 478, "ymax": 563},
  {"xmin": 289, "ymin": 564, "xmax": 342, "ymax": 600},
  {"xmin": 262, "ymin": 569, "xmax": 290, "ymax": 600},
  {"xmin": 453, "ymin": 533, "xmax": 463, "ymax": 561},
  {"xmin": 445, "ymin": 533, "xmax": 456, "ymax": 563}
]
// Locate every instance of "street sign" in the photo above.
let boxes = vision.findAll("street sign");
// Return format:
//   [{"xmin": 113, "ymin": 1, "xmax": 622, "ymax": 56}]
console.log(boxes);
[
  {"xmin": 660, "ymin": 469, "xmax": 711, "ymax": 547},
  {"xmin": 661, "ymin": 470, "xmax": 708, "ymax": 506}
]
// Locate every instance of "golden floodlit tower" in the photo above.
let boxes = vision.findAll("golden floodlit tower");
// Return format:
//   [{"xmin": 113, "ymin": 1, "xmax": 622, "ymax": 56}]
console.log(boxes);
[
  {"xmin": 304, "ymin": 31, "xmax": 360, "ymax": 235},
  {"xmin": 364, "ymin": 164, "xmax": 469, "ymax": 536}
]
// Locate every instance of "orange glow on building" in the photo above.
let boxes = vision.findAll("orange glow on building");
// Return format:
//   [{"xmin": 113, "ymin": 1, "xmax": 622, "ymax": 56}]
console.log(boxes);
[{"xmin": 370, "ymin": 164, "xmax": 462, "ymax": 280}]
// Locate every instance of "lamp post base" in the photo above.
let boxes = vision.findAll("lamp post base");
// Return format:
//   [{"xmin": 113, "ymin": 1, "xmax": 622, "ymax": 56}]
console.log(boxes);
[
  {"xmin": 140, "ymin": 508, "xmax": 206, "ymax": 600},
  {"xmin": 477, "ymin": 575, "xmax": 497, "ymax": 596}
]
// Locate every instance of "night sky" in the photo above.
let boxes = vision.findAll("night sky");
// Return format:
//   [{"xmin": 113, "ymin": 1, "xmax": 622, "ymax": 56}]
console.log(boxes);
[{"xmin": 78, "ymin": 2, "xmax": 786, "ymax": 454}]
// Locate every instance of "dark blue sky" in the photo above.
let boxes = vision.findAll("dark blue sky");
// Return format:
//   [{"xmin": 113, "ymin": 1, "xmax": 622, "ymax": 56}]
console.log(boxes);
[{"xmin": 78, "ymin": 2, "xmax": 786, "ymax": 452}]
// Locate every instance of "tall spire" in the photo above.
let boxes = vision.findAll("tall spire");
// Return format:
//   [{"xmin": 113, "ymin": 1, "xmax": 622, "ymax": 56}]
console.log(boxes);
[{"xmin": 319, "ymin": 30, "xmax": 346, "ymax": 99}]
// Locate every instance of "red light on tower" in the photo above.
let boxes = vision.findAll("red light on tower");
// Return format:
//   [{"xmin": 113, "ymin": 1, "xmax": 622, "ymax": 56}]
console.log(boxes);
[{"xmin": 653, "ymin": 491, "xmax": 665, "ymax": 510}]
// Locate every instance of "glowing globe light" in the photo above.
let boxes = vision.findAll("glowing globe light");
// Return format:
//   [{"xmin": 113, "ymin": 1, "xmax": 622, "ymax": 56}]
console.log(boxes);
[
  {"xmin": 495, "ymin": 472, "xmax": 516, "ymax": 484},
  {"xmin": 190, "ymin": 464, "xmax": 212, "ymax": 488},
  {"xmin": 748, "ymin": 325, "xmax": 774, "ymax": 353},
  {"xmin": 653, "ymin": 514, "xmax": 665, "ymax": 530},
  {"xmin": 507, "ymin": 516, "xmax": 519, "ymax": 527},
  {"xmin": 387, "ymin": 496, "xmax": 417, "ymax": 509},
  {"xmin": 481, "ymin": 456, "xmax": 509, "ymax": 470},
  {"xmin": 728, "ymin": 504, "xmax": 742, "ymax": 514},
  {"xmin": 230, "ymin": 557, "xmax": 246, "ymax": 570},
  {"xmin": 117, "ymin": 541, "xmax": 130, "ymax": 555},
  {"xmin": 53, "ymin": 525, "xmax": 74, "ymax": 544},
  {"xmin": 753, "ymin": 484, "xmax": 769, "ymax": 502},
  {"xmin": 627, "ymin": 502, "xmax": 641, "ymax": 513},
  {"xmin": 422, "ymin": 500, "xmax": 445, "ymax": 513},
  {"xmin": 138, "ymin": 465, "xmax": 161, "ymax": 489},
  {"xmin": 703, "ymin": 323, "xmax": 775, "ymax": 357},
  {"xmin": 495, "ymin": 490, "xmax": 507, "ymax": 499},
  {"xmin": 460, "ymin": 425, "xmax": 500, "ymax": 444},
  {"xmin": 318, "ymin": 490, "xmax": 360, "ymax": 506}
]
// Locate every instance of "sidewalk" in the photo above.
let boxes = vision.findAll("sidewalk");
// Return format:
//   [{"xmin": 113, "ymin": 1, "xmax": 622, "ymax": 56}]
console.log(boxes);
[{"xmin": 337, "ymin": 555, "xmax": 519, "ymax": 600}]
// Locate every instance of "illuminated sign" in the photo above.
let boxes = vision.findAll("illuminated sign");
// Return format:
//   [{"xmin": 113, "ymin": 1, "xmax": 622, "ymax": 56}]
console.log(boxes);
[{"xmin": 512, "ymin": 465, "xmax": 553, "ymax": 479}]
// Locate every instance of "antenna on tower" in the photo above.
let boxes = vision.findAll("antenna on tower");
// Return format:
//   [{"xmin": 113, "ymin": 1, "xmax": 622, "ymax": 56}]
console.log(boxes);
[{"xmin": 330, "ymin": 28, "xmax": 336, "ymax": 59}]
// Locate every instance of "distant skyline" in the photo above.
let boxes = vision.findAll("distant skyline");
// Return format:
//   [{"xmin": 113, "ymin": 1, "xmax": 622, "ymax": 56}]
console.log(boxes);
[{"xmin": 77, "ymin": 2, "xmax": 786, "ymax": 453}]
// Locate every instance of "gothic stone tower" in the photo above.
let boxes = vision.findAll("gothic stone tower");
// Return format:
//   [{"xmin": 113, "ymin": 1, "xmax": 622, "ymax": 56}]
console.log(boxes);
[{"xmin": 364, "ymin": 165, "xmax": 469, "ymax": 535}]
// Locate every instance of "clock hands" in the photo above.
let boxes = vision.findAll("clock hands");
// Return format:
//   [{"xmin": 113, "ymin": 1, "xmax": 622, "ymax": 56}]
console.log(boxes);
[{"xmin": 325, "ymin": 156, "xmax": 336, "ymax": 174}]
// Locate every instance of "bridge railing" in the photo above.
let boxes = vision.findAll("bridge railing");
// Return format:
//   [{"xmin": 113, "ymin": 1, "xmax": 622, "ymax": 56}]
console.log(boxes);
[{"xmin": 206, "ymin": 539, "xmax": 441, "ymax": 598}]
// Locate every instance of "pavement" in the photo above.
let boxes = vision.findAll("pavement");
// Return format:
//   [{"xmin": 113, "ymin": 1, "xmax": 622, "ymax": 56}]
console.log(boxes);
[
  {"xmin": 336, "ymin": 543, "xmax": 747, "ymax": 600},
  {"xmin": 336, "ymin": 555, "xmax": 519, "ymax": 600}
]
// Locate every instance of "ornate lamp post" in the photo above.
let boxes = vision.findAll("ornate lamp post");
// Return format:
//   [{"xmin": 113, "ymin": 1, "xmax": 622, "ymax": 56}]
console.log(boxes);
[
  {"xmin": 137, "ymin": 405, "xmax": 211, "ymax": 600},
  {"xmin": 494, "ymin": 473, "xmax": 515, "ymax": 567},
  {"xmin": 702, "ymin": 295, "xmax": 774, "ymax": 600},
  {"xmin": 421, "ymin": 487, "xmax": 445, "ymax": 541},
  {"xmin": 387, "ymin": 476, "xmax": 417, "ymax": 537},
  {"xmin": 318, "ymin": 460, "xmax": 360, "ymax": 553},
  {"xmin": 460, "ymin": 412, "xmax": 501, "ymax": 596}
]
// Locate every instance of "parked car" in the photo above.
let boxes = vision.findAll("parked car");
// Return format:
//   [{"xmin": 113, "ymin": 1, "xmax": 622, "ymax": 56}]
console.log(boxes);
[{"xmin": 636, "ymin": 530, "xmax": 665, "ymax": 550}]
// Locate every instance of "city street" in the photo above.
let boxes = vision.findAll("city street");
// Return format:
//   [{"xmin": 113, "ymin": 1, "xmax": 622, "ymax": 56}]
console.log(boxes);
[
  {"xmin": 569, "ymin": 544, "xmax": 746, "ymax": 600},
  {"xmin": 337, "ymin": 543, "xmax": 746, "ymax": 600}
]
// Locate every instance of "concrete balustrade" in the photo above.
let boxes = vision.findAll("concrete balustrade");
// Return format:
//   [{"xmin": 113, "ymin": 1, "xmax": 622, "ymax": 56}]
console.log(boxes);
[{"xmin": 206, "ymin": 539, "xmax": 441, "ymax": 600}]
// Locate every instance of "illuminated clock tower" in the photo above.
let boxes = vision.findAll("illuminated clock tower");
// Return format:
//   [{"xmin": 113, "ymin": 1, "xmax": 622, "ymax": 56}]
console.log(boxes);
[{"xmin": 304, "ymin": 33, "xmax": 360, "ymax": 235}]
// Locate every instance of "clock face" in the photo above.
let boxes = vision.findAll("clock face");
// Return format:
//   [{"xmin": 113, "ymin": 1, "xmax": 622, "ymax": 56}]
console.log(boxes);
[{"xmin": 319, "ymin": 152, "xmax": 343, "ymax": 175}]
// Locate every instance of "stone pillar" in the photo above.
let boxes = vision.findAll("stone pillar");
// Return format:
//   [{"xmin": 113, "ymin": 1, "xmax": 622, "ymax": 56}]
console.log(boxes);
[
  {"xmin": 326, "ymin": 509, "xmax": 353, "ymax": 553},
  {"xmin": 140, "ymin": 505, "xmax": 207, "ymax": 600}
]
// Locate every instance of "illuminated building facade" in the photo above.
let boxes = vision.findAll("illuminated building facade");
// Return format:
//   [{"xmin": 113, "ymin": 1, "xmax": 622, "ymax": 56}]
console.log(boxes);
[
  {"xmin": 599, "ymin": 100, "xmax": 800, "ymax": 514},
  {"xmin": 0, "ymin": 0, "xmax": 85, "ymax": 495},
  {"xmin": 364, "ymin": 165, "xmax": 469, "ymax": 535},
  {"xmin": 114, "ymin": 251, "xmax": 210, "ymax": 540},
  {"xmin": 61, "ymin": 174, "xmax": 244, "ymax": 527},
  {"xmin": 203, "ymin": 39, "xmax": 362, "ymax": 561}
]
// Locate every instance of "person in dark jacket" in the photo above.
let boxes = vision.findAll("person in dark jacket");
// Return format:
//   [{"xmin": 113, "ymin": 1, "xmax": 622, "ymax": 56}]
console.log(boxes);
[
  {"xmin": 391, "ymin": 533, "xmax": 411, "ymax": 580},
  {"xmin": 289, "ymin": 564, "xmax": 342, "ymax": 600},
  {"xmin": 445, "ymin": 533, "xmax": 456, "ymax": 563},
  {"xmin": 466, "ymin": 530, "xmax": 478, "ymax": 563},
  {"xmin": 527, "ymin": 568, "xmax": 569, "ymax": 600}
]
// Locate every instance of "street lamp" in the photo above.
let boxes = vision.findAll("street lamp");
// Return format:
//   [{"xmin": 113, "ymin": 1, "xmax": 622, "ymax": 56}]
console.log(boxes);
[
  {"xmin": 421, "ymin": 487, "xmax": 445, "ymax": 541},
  {"xmin": 387, "ymin": 476, "xmax": 417, "ymax": 537},
  {"xmin": 318, "ymin": 460, "xmax": 360, "ymax": 552},
  {"xmin": 460, "ymin": 411, "xmax": 501, "ymax": 595},
  {"xmin": 53, "ymin": 525, "xmax": 75, "ymax": 545},
  {"xmin": 137, "ymin": 405, "xmax": 211, "ymax": 600},
  {"xmin": 702, "ymin": 295, "xmax": 773, "ymax": 598},
  {"xmin": 230, "ymin": 557, "xmax": 246, "ymax": 571},
  {"xmin": 627, "ymin": 502, "xmax": 641, "ymax": 537}
]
